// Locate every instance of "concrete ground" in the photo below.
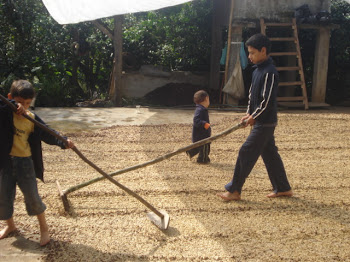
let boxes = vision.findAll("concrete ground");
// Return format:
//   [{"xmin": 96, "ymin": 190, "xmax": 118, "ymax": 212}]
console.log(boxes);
[
  {"xmin": 34, "ymin": 107, "xmax": 196, "ymax": 133},
  {"xmin": 0, "ymin": 234, "xmax": 46, "ymax": 262}
]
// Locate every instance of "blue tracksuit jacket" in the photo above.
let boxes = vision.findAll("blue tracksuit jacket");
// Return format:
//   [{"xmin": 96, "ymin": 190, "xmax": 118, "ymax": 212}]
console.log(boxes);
[{"xmin": 247, "ymin": 57, "xmax": 279, "ymax": 125}]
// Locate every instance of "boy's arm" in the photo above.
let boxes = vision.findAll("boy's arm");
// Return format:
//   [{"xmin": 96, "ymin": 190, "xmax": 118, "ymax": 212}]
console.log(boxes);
[
  {"xmin": 246, "ymin": 84, "xmax": 252, "ymax": 115},
  {"xmin": 0, "ymin": 99, "xmax": 19, "ymax": 112},
  {"xmin": 251, "ymin": 72, "xmax": 276, "ymax": 120},
  {"xmin": 33, "ymin": 114, "xmax": 70, "ymax": 149},
  {"xmin": 240, "ymin": 114, "xmax": 254, "ymax": 127},
  {"xmin": 193, "ymin": 108, "xmax": 209, "ymax": 129},
  {"xmin": 0, "ymin": 100, "xmax": 9, "ymax": 111}
]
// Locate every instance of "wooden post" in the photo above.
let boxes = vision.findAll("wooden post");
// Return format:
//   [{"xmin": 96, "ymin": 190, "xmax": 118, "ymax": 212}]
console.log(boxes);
[
  {"xmin": 224, "ymin": 0, "xmax": 235, "ymax": 85},
  {"xmin": 113, "ymin": 15, "xmax": 123, "ymax": 106},
  {"xmin": 209, "ymin": 0, "xmax": 222, "ymax": 91},
  {"xmin": 311, "ymin": 27, "xmax": 331, "ymax": 103}
]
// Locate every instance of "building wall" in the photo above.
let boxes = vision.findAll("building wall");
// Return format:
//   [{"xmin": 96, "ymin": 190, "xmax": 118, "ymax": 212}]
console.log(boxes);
[
  {"xmin": 122, "ymin": 66, "xmax": 209, "ymax": 98},
  {"xmin": 217, "ymin": 0, "xmax": 331, "ymax": 25},
  {"xmin": 234, "ymin": 0, "xmax": 330, "ymax": 20}
]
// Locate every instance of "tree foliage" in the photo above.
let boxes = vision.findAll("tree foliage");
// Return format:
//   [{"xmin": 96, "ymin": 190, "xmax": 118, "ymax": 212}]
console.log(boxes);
[
  {"xmin": 0, "ymin": 0, "xmax": 114, "ymax": 106},
  {"xmin": 123, "ymin": 0, "xmax": 212, "ymax": 71},
  {"xmin": 0, "ymin": 0, "xmax": 212, "ymax": 106},
  {"xmin": 0, "ymin": 0, "xmax": 349, "ymax": 106},
  {"xmin": 327, "ymin": 0, "xmax": 350, "ymax": 103}
]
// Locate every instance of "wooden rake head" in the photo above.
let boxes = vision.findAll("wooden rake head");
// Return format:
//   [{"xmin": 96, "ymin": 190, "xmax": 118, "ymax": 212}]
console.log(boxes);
[
  {"xmin": 56, "ymin": 180, "xmax": 71, "ymax": 212},
  {"xmin": 56, "ymin": 180, "xmax": 170, "ymax": 230},
  {"xmin": 147, "ymin": 210, "xmax": 170, "ymax": 230}
]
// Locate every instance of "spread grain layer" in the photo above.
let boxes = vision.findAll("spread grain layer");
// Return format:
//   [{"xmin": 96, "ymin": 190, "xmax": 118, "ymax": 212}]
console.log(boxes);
[{"xmin": 1, "ymin": 108, "xmax": 350, "ymax": 261}]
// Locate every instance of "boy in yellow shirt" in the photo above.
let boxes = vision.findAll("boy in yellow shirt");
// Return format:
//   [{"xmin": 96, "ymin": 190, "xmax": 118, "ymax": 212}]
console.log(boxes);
[{"xmin": 0, "ymin": 80, "xmax": 74, "ymax": 246}]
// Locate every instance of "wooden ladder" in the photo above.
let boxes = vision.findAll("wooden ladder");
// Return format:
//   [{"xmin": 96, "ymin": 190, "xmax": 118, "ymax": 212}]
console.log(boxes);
[{"xmin": 260, "ymin": 18, "xmax": 309, "ymax": 110}]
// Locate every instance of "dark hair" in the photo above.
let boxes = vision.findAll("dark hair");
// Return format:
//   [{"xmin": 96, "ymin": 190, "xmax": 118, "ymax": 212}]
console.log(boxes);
[
  {"xmin": 245, "ymin": 33, "xmax": 271, "ymax": 55},
  {"xmin": 10, "ymin": 80, "xmax": 35, "ymax": 99},
  {"xmin": 193, "ymin": 90, "xmax": 208, "ymax": 104}
]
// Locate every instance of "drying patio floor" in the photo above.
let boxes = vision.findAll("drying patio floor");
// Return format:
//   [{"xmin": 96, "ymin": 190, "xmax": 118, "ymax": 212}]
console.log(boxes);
[{"xmin": 1, "ymin": 106, "xmax": 350, "ymax": 261}]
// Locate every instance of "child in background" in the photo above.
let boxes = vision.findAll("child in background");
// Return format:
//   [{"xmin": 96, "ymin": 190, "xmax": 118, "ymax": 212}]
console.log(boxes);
[
  {"xmin": 186, "ymin": 90, "xmax": 211, "ymax": 164},
  {"xmin": 0, "ymin": 80, "xmax": 74, "ymax": 246}
]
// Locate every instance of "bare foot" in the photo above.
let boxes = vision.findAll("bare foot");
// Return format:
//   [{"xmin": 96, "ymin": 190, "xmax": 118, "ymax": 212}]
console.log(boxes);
[
  {"xmin": 40, "ymin": 230, "xmax": 50, "ymax": 246},
  {"xmin": 217, "ymin": 191, "xmax": 241, "ymax": 201},
  {"xmin": 0, "ymin": 225, "xmax": 17, "ymax": 239},
  {"xmin": 266, "ymin": 190, "xmax": 293, "ymax": 198}
]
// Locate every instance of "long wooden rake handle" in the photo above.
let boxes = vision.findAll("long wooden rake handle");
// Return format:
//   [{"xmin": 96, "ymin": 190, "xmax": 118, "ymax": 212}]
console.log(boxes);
[
  {"xmin": 0, "ymin": 94, "xmax": 164, "ymax": 218},
  {"xmin": 64, "ymin": 120, "xmax": 245, "ymax": 195}
]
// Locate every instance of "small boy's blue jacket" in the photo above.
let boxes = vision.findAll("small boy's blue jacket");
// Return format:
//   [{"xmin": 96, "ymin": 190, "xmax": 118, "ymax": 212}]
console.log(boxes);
[
  {"xmin": 192, "ymin": 104, "xmax": 211, "ymax": 142},
  {"xmin": 0, "ymin": 100, "xmax": 67, "ymax": 182}
]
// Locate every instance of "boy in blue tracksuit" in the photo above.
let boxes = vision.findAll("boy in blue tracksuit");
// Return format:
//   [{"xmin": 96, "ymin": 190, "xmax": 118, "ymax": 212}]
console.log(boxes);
[
  {"xmin": 0, "ymin": 80, "xmax": 74, "ymax": 246},
  {"xmin": 186, "ymin": 90, "xmax": 211, "ymax": 164},
  {"xmin": 217, "ymin": 34, "xmax": 293, "ymax": 201}
]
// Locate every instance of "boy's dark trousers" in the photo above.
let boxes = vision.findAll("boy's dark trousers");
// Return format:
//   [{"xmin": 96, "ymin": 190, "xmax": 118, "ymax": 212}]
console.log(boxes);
[
  {"xmin": 225, "ymin": 124, "xmax": 291, "ymax": 194},
  {"xmin": 187, "ymin": 143, "xmax": 211, "ymax": 163}
]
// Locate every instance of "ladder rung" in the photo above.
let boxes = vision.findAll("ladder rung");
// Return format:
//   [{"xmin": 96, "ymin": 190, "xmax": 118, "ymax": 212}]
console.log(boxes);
[
  {"xmin": 277, "ymin": 96, "xmax": 304, "ymax": 101},
  {"xmin": 261, "ymin": 18, "xmax": 308, "ymax": 110},
  {"xmin": 270, "ymin": 52, "xmax": 298, "ymax": 56},
  {"xmin": 279, "ymin": 81, "xmax": 303, "ymax": 86},
  {"xmin": 265, "ymin": 23, "xmax": 293, "ymax": 27},
  {"xmin": 269, "ymin": 37, "xmax": 296, "ymax": 41},
  {"xmin": 277, "ymin": 66, "xmax": 300, "ymax": 71}
]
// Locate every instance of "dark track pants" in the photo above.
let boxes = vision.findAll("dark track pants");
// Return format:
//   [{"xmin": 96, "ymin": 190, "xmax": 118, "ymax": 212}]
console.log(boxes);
[
  {"xmin": 187, "ymin": 143, "xmax": 211, "ymax": 163},
  {"xmin": 225, "ymin": 124, "xmax": 291, "ymax": 194}
]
